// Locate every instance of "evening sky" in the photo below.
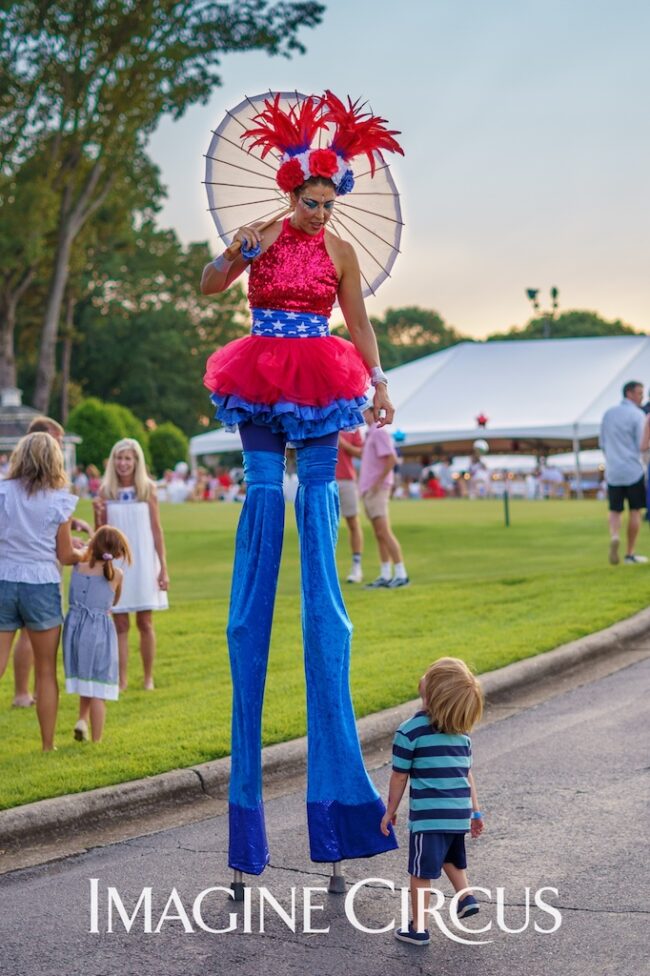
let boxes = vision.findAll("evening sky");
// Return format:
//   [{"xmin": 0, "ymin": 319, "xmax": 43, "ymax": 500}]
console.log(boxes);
[{"xmin": 148, "ymin": 0, "xmax": 650, "ymax": 337}]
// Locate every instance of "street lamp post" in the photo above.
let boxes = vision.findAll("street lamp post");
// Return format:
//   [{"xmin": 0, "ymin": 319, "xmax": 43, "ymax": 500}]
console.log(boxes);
[{"xmin": 526, "ymin": 287, "xmax": 559, "ymax": 338}]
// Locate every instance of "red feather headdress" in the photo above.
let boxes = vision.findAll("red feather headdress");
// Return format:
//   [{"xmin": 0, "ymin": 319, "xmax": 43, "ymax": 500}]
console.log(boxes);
[
  {"xmin": 241, "ymin": 94, "xmax": 326, "ymax": 158},
  {"xmin": 240, "ymin": 91, "xmax": 403, "ymax": 194},
  {"xmin": 321, "ymin": 90, "xmax": 404, "ymax": 175}
]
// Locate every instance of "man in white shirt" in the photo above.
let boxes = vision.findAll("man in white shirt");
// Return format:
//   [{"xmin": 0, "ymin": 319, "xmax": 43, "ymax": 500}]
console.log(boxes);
[{"xmin": 600, "ymin": 381, "xmax": 650, "ymax": 565}]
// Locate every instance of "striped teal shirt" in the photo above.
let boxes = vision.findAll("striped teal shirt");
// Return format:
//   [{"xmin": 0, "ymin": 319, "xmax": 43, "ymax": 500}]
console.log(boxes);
[{"xmin": 392, "ymin": 710, "xmax": 472, "ymax": 833}]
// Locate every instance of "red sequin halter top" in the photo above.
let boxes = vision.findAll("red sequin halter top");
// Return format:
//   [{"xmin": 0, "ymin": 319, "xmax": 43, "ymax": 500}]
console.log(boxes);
[{"xmin": 247, "ymin": 219, "xmax": 339, "ymax": 318}]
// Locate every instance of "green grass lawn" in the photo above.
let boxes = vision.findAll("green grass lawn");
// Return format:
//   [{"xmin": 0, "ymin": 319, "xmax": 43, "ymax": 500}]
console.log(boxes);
[{"xmin": 2, "ymin": 498, "xmax": 649, "ymax": 810}]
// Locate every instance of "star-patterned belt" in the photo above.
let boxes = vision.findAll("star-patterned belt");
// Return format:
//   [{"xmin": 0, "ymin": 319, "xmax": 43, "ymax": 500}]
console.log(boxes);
[{"xmin": 250, "ymin": 308, "xmax": 330, "ymax": 338}]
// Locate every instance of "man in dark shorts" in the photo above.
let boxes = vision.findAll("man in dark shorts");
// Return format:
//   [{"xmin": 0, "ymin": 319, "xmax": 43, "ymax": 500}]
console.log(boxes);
[{"xmin": 600, "ymin": 381, "xmax": 650, "ymax": 565}]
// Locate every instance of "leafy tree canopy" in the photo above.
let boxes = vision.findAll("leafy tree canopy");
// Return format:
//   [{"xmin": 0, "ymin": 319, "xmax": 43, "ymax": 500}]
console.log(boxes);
[
  {"xmin": 149, "ymin": 422, "xmax": 189, "ymax": 477},
  {"xmin": 0, "ymin": 0, "xmax": 324, "ymax": 409},
  {"xmin": 68, "ymin": 221, "xmax": 248, "ymax": 436},
  {"xmin": 0, "ymin": 0, "xmax": 325, "ymax": 171},
  {"xmin": 67, "ymin": 396, "xmax": 147, "ymax": 468},
  {"xmin": 487, "ymin": 309, "xmax": 639, "ymax": 341},
  {"xmin": 334, "ymin": 305, "xmax": 464, "ymax": 370}
]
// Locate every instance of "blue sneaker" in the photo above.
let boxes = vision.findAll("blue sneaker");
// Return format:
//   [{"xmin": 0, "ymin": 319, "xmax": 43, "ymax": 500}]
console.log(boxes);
[
  {"xmin": 394, "ymin": 922, "xmax": 430, "ymax": 945},
  {"xmin": 364, "ymin": 577, "xmax": 390, "ymax": 589},
  {"xmin": 456, "ymin": 894, "xmax": 479, "ymax": 918},
  {"xmin": 387, "ymin": 575, "xmax": 410, "ymax": 588}
]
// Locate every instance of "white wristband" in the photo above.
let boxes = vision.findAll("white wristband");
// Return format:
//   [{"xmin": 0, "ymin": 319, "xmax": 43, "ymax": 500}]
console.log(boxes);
[
  {"xmin": 370, "ymin": 366, "xmax": 388, "ymax": 387},
  {"xmin": 212, "ymin": 253, "xmax": 234, "ymax": 272}
]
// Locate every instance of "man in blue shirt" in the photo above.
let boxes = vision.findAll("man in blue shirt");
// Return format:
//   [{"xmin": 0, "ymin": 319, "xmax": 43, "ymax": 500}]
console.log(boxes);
[{"xmin": 600, "ymin": 381, "xmax": 650, "ymax": 565}]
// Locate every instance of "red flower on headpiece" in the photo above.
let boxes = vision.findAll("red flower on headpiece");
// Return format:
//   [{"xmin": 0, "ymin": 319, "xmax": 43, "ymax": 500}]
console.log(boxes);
[
  {"xmin": 308, "ymin": 148, "xmax": 339, "ymax": 179},
  {"xmin": 277, "ymin": 158, "xmax": 305, "ymax": 192}
]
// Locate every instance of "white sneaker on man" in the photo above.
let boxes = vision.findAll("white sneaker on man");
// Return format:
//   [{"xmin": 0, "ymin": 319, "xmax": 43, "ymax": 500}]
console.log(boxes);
[
  {"xmin": 624, "ymin": 553, "xmax": 648, "ymax": 564},
  {"xmin": 609, "ymin": 538, "xmax": 620, "ymax": 565},
  {"xmin": 346, "ymin": 564, "xmax": 363, "ymax": 583}
]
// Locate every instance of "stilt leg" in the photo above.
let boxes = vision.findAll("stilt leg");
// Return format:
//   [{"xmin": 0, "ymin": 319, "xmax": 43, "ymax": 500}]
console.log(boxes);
[
  {"xmin": 227, "ymin": 449, "xmax": 286, "ymax": 875},
  {"xmin": 295, "ymin": 444, "xmax": 398, "ymax": 863},
  {"xmin": 230, "ymin": 870, "xmax": 246, "ymax": 902},
  {"xmin": 328, "ymin": 861, "xmax": 346, "ymax": 894}
]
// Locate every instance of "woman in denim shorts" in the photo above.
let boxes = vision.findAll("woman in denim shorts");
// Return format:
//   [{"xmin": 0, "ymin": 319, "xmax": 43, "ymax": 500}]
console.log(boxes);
[{"xmin": 0, "ymin": 433, "xmax": 83, "ymax": 750}]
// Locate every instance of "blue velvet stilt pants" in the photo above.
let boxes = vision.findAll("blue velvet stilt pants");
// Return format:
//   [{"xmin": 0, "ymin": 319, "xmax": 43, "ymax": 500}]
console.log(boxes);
[{"xmin": 227, "ymin": 444, "xmax": 397, "ymax": 874}]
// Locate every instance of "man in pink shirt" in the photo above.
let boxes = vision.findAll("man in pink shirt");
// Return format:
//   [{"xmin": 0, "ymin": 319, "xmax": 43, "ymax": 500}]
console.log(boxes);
[
  {"xmin": 336, "ymin": 430, "xmax": 365, "ymax": 583},
  {"xmin": 359, "ymin": 408, "xmax": 410, "ymax": 588}
]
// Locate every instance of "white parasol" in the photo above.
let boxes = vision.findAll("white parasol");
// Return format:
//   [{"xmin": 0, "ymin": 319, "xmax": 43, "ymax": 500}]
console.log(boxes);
[{"xmin": 203, "ymin": 91, "xmax": 404, "ymax": 297}]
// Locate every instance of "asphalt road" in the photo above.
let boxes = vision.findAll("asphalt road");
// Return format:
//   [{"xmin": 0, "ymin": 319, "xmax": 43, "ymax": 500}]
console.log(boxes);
[{"xmin": 1, "ymin": 657, "xmax": 648, "ymax": 976}]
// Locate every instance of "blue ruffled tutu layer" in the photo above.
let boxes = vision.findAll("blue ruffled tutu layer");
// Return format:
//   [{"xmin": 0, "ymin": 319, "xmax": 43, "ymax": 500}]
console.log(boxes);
[{"xmin": 210, "ymin": 392, "xmax": 369, "ymax": 443}]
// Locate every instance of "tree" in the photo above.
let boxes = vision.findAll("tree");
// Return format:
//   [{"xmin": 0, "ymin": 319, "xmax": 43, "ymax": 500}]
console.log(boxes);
[
  {"xmin": 149, "ymin": 423, "xmax": 189, "ymax": 477},
  {"xmin": 70, "ymin": 222, "xmax": 249, "ymax": 435},
  {"xmin": 0, "ymin": 145, "xmax": 58, "ymax": 387},
  {"xmin": 67, "ymin": 397, "xmax": 146, "ymax": 468},
  {"xmin": 67, "ymin": 398, "xmax": 125, "ymax": 468},
  {"xmin": 487, "ymin": 310, "xmax": 640, "ymax": 341},
  {"xmin": 0, "ymin": 0, "xmax": 325, "ymax": 410},
  {"xmin": 345, "ymin": 306, "xmax": 464, "ymax": 369},
  {"xmin": 7, "ymin": 148, "xmax": 165, "ymax": 408},
  {"xmin": 105, "ymin": 404, "xmax": 151, "ymax": 466}
]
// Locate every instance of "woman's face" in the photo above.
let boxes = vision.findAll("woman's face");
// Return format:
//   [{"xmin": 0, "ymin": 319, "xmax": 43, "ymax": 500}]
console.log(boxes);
[
  {"xmin": 290, "ymin": 184, "xmax": 336, "ymax": 235},
  {"xmin": 115, "ymin": 449, "xmax": 136, "ymax": 483}
]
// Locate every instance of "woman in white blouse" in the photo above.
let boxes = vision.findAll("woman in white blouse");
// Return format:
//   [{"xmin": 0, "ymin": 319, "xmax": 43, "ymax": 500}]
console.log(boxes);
[{"xmin": 0, "ymin": 433, "xmax": 83, "ymax": 750}]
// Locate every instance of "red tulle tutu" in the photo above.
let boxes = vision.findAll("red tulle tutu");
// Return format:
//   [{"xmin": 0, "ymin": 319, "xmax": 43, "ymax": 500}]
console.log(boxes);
[{"xmin": 203, "ymin": 334, "xmax": 370, "ymax": 407}]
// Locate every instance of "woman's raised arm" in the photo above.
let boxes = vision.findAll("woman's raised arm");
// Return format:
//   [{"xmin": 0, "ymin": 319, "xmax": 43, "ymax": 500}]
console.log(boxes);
[
  {"xmin": 200, "ymin": 221, "xmax": 269, "ymax": 295},
  {"xmin": 337, "ymin": 241, "xmax": 394, "ymax": 426}
]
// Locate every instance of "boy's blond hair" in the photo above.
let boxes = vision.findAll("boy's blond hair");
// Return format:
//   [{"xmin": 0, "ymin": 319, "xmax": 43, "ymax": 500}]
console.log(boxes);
[
  {"xmin": 8, "ymin": 432, "xmax": 68, "ymax": 495},
  {"xmin": 421, "ymin": 657, "xmax": 483, "ymax": 735}
]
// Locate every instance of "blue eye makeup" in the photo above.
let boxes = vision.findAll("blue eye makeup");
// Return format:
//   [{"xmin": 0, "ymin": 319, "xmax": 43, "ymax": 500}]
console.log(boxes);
[{"xmin": 300, "ymin": 197, "xmax": 335, "ymax": 212}]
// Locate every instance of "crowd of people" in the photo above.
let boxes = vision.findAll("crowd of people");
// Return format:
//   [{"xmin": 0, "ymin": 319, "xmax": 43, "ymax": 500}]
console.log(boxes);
[
  {"xmin": 152, "ymin": 450, "xmax": 578, "ymax": 510},
  {"xmin": 0, "ymin": 418, "xmax": 169, "ymax": 750}
]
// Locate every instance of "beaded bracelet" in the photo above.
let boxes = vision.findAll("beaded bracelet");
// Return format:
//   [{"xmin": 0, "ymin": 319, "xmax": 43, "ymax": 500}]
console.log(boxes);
[{"xmin": 370, "ymin": 366, "xmax": 388, "ymax": 387}]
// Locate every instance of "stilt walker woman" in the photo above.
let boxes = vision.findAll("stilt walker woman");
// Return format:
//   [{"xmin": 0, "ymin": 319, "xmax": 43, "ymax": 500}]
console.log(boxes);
[{"xmin": 202, "ymin": 91, "xmax": 404, "ymax": 881}]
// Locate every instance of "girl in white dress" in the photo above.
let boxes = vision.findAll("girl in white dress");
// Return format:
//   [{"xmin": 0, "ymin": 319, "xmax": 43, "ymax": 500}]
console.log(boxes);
[{"xmin": 94, "ymin": 439, "xmax": 169, "ymax": 691}]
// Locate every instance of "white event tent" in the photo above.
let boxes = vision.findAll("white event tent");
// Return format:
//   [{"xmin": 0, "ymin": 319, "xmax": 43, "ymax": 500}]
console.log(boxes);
[
  {"xmin": 386, "ymin": 335, "xmax": 650, "ymax": 457},
  {"xmin": 190, "ymin": 335, "xmax": 650, "ymax": 465}
]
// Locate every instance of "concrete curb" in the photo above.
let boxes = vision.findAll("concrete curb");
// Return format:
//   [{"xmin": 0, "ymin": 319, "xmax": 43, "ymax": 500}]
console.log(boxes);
[{"xmin": 3, "ymin": 607, "xmax": 650, "ymax": 848}]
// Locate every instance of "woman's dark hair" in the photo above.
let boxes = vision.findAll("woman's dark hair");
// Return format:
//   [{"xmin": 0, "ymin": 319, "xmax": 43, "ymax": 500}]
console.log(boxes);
[
  {"xmin": 622, "ymin": 380, "xmax": 642, "ymax": 399},
  {"xmin": 293, "ymin": 175, "xmax": 336, "ymax": 196}
]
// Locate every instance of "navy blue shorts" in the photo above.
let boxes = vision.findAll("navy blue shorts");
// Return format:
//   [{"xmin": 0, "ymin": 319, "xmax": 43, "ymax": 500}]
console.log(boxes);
[
  {"xmin": 408, "ymin": 831, "xmax": 467, "ymax": 879},
  {"xmin": 0, "ymin": 580, "xmax": 63, "ymax": 631},
  {"xmin": 607, "ymin": 477, "xmax": 646, "ymax": 513}
]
